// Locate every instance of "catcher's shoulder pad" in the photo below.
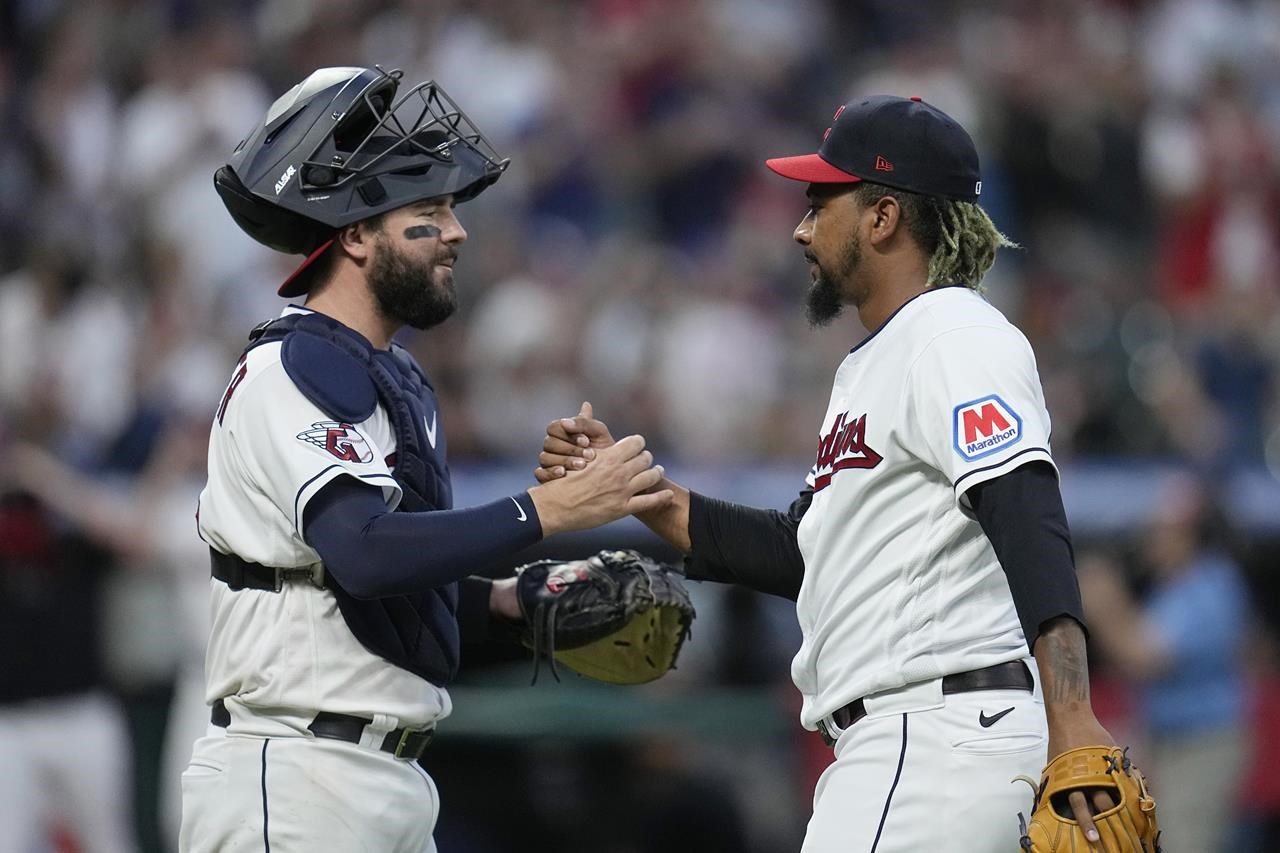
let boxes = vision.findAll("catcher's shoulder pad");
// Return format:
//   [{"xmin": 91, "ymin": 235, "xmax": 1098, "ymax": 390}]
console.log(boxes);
[
  {"xmin": 279, "ymin": 317, "xmax": 379, "ymax": 423},
  {"xmin": 252, "ymin": 313, "xmax": 379, "ymax": 423}
]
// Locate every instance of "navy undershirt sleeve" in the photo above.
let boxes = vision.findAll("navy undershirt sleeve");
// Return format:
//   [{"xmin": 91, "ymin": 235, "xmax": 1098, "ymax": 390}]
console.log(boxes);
[
  {"xmin": 683, "ymin": 488, "xmax": 811, "ymax": 600},
  {"xmin": 302, "ymin": 476, "xmax": 542, "ymax": 600},
  {"xmin": 967, "ymin": 461, "xmax": 1087, "ymax": 650},
  {"xmin": 456, "ymin": 576, "xmax": 503, "ymax": 644}
]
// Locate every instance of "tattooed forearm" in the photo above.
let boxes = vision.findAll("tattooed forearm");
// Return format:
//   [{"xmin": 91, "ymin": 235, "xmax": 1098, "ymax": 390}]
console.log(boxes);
[
  {"xmin": 404, "ymin": 225, "xmax": 441, "ymax": 240},
  {"xmin": 1034, "ymin": 616, "xmax": 1091, "ymax": 706}
]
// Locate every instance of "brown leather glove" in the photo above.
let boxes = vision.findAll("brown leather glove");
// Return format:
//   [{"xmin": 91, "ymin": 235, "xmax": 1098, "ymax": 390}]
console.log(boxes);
[{"xmin": 1019, "ymin": 745, "xmax": 1160, "ymax": 852}]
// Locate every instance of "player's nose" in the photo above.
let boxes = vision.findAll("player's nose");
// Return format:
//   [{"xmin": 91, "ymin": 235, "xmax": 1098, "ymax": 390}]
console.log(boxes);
[
  {"xmin": 439, "ymin": 207, "xmax": 467, "ymax": 245},
  {"xmin": 793, "ymin": 212, "xmax": 813, "ymax": 245}
]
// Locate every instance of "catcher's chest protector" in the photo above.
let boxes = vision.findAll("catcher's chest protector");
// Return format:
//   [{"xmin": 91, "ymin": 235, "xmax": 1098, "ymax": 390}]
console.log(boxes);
[{"xmin": 244, "ymin": 312, "xmax": 461, "ymax": 685}]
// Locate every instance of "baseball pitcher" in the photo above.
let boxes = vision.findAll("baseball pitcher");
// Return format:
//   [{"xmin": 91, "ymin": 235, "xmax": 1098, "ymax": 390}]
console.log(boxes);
[{"xmin": 538, "ymin": 97, "xmax": 1159, "ymax": 853}]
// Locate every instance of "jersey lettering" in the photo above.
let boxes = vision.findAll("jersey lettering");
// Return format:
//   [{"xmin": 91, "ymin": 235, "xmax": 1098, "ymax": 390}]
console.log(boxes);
[
  {"xmin": 295, "ymin": 421, "xmax": 375, "ymax": 463},
  {"xmin": 813, "ymin": 411, "xmax": 883, "ymax": 491},
  {"xmin": 216, "ymin": 361, "xmax": 248, "ymax": 426},
  {"xmin": 953, "ymin": 395, "xmax": 1022, "ymax": 461}
]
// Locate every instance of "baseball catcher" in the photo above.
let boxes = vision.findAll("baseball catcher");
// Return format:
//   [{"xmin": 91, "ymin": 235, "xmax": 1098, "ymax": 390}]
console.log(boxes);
[
  {"xmin": 184, "ymin": 64, "xmax": 679, "ymax": 853},
  {"xmin": 1017, "ymin": 745, "xmax": 1160, "ymax": 852},
  {"xmin": 513, "ymin": 549, "xmax": 695, "ymax": 684}
]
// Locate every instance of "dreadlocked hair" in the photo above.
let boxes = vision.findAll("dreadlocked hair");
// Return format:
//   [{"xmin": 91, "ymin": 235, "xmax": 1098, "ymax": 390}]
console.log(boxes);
[{"xmin": 851, "ymin": 182, "xmax": 1016, "ymax": 290}]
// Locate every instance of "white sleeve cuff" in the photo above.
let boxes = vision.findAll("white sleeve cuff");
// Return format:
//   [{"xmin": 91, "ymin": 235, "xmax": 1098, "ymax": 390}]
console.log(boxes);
[{"xmin": 292, "ymin": 465, "xmax": 403, "ymax": 533}]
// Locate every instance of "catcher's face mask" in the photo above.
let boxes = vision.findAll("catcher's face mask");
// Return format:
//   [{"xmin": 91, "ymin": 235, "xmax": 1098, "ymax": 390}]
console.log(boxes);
[{"xmin": 214, "ymin": 66, "xmax": 509, "ymax": 296}]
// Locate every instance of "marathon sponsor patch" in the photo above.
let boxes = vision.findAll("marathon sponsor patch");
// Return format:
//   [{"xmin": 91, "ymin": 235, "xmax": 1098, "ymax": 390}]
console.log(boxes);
[
  {"xmin": 296, "ymin": 421, "xmax": 374, "ymax": 463},
  {"xmin": 952, "ymin": 395, "xmax": 1022, "ymax": 461}
]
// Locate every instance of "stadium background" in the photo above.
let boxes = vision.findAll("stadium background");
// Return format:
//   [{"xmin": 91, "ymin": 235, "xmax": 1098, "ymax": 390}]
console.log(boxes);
[{"xmin": 1, "ymin": 0, "xmax": 1278, "ymax": 850}]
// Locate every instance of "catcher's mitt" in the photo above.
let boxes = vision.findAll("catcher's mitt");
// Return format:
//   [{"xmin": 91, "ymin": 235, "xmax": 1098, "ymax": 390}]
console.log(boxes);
[
  {"xmin": 1017, "ymin": 745, "xmax": 1160, "ymax": 852},
  {"xmin": 515, "ymin": 549, "xmax": 695, "ymax": 685}
]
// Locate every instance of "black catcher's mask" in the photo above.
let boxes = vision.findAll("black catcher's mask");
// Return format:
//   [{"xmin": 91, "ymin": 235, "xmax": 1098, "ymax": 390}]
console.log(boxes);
[{"xmin": 213, "ymin": 66, "xmax": 508, "ymax": 296}]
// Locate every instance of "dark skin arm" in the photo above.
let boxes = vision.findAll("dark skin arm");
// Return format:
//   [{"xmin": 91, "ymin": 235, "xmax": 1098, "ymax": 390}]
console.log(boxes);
[
  {"xmin": 533, "ymin": 402, "xmax": 693, "ymax": 550},
  {"xmin": 537, "ymin": 405, "xmax": 1117, "ymax": 840},
  {"xmin": 1033, "ymin": 616, "xmax": 1117, "ymax": 842}
]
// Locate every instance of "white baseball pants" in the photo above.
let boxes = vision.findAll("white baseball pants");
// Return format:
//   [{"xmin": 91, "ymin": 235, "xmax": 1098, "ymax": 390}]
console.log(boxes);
[
  {"xmin": 803, "ymin": 673, "xmax": 1047, "ymax": 853},
  {"xmin": 179, "ymin": 727, "xmax": 439, "ymax": 853}
]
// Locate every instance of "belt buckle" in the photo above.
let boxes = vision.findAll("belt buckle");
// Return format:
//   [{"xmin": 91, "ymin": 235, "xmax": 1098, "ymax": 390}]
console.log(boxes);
[
  {"xmin": 393, "ymin": 726, "xmax": 434, "ymax": 760},
  {"xmin": 274, "ymin": 565, "xmax": 325, "ymax": 592}
]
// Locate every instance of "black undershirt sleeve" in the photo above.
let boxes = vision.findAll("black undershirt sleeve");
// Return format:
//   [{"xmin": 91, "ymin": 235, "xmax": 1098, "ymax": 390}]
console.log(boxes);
[
  {"xmin": 966, "ymin": 461, "xmax": 1087, "ymax": 650},
  {"xmin": 683, "ymin": 488, "xmax": 811, "ymax": 600},
  {"xmin": 455, "ymin": 576, "xmax": 499, "ymax": 644}
]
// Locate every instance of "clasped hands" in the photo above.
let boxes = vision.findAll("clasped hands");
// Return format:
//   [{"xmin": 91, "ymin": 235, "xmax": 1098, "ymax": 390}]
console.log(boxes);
[{"xmin": 524, "ymin": 402, "xmax": 667, "ymax": 537}]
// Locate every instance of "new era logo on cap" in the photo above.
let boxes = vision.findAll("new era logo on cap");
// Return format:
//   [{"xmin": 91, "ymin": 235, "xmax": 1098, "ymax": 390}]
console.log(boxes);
[{"xmin": 764, "ymin": 95, "xmax": 981, "ymax": 202}]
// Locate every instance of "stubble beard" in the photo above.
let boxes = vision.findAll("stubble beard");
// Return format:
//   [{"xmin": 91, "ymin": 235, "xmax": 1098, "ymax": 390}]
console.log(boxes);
[
  {"xmin": 805, "ymin": 231, "xmax": 864, "ymax": 328},
  {"xmin": 369, "ymin": 239, "xmax": 458, "ymax": 331}
]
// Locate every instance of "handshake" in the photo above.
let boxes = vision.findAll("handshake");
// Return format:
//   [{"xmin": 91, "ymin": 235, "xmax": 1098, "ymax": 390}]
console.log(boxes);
[
  {"xmin": 509, "ymin": 402, "xmax": 695, "ymax": 686},
  {"xmin": 525, "ymin": 401, "xmax": 675, "ymax": 537}
]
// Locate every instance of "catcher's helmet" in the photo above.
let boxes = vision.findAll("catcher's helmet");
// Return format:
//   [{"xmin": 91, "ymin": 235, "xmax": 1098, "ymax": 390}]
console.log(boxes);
[{"xmin": 214, "ymin": 66, "xmax": 508, "ymax": 296}]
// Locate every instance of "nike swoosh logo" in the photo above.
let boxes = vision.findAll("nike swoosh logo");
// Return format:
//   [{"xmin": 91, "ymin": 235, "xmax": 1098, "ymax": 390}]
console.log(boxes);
[
  {"xmin": 423, "ymin": 411, "xmax": 438, "ymax": 449},
  {"xmin": 979, "ymin": 707, "xmax": 1015, "ymax": 728},
  {"xmin": 510, "ymin": 496, "xmax": 527, "ymax": 522}
]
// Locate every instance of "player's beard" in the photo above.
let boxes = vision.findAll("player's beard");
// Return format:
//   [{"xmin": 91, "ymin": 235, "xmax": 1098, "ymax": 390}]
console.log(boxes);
[
  {"xmin": 368, "ymin": 239, "xmax": 458, "ymax": 331},
  {"xmin": 805, "ymin": 231, "xmax": 864, "ymax": 327}
]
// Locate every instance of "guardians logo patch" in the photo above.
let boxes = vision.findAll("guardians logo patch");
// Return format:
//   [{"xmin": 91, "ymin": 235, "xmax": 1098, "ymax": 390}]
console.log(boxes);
[
  {"xmin": 296, "ymin": 421, "xmax": 374, "ymax": 463},
  {"xmin": 953, "ymin": 395, "xmax": 1022, "ymax": 461}
]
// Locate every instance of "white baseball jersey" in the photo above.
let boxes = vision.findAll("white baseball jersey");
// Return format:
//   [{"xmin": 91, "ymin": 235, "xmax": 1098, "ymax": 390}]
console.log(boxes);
[
  {"xmin": 793, "ymin": 285, "xmax": 1054, "ymax": 729},
  {"xmin": 196, "ymin": 306, "xmax": 452, "ymax": 734}
]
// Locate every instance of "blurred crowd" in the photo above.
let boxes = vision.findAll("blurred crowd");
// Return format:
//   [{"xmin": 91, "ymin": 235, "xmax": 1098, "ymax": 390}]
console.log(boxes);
[{"xmin": 1, "ymin": 0, "xmax": 1279, "ymax": 851}]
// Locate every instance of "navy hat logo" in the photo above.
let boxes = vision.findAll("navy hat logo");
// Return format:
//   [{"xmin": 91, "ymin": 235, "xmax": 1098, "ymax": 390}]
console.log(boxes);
[{"xmin": 766, "ymin": 95, "xmax": 982, "ymax": 202}]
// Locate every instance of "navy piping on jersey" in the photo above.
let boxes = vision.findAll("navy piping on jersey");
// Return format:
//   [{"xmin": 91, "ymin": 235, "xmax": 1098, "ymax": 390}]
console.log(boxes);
[
  {"xmin": 261, "ymin": 739, "xmax": 271, "ymax": 852},
  {"xmin": 869, "ymin": 715, "xmax": 908, "ymax": 853},
  {"xmin": 953, "ymin": 445, "xmax": 1051, "ymax": 494},
  {"xmin": 291, "ymin": 465, "xmax": 399, "ymax": 531},
  {"xmin": 848, "ymin": 284, "xmax": 968, "ymax": 355}
]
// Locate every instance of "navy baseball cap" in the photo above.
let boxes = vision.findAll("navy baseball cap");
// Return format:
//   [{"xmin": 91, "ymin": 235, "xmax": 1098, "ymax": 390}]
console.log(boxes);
[{"xmin": 766, "ymin": 95, "xmax": 981, "ymax": 202}]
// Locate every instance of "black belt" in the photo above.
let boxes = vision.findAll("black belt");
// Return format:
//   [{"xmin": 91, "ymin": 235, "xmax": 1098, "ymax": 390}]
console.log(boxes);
[
  {"xmin": 210, "ymin": 548, "xmax": 324, "ymax": 592},
  {"xmin": 818, "ymin": 660, "xmax": 1034, "ymax": 746},
  {"xmin": 211, "ymin": 698, "xmax": 434, "ymax": 761}
]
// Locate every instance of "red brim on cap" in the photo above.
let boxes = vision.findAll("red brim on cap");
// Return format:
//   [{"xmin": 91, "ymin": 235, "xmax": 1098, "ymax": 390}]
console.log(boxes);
[
  {"xmin": 277, "ymin": 238, "xmax": 336, "ymax": 298},
  {"xmin": 765, "ymin": 153, "xmax": 863, "ymax": 184}
]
